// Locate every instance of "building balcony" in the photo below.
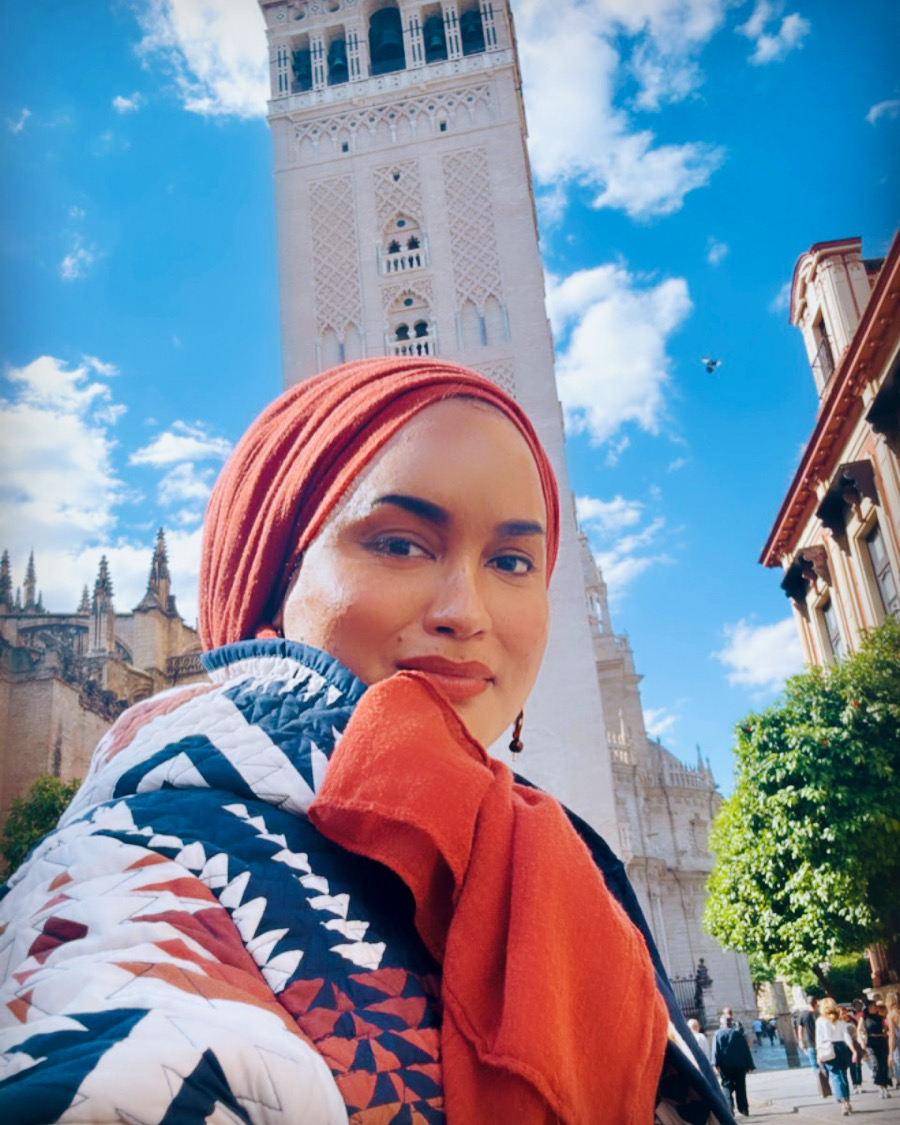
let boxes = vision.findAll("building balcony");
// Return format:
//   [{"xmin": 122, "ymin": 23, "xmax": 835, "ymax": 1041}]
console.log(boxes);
[
  {"xmin": 390, "ymin": 335, "xmax": 434, "ymax": 358},
  {"xmin": 380, "ymin": 248, "xmax": 424, "ymax": 275}
]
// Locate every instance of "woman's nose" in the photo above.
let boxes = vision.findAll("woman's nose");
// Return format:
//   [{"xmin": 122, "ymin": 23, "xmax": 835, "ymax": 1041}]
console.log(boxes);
[{"xmin": 424, "ymin": 564, "xmax": 490, "ymax": 638}]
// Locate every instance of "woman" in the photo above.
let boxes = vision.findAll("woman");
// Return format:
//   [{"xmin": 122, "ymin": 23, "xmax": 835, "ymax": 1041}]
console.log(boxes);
[
  {"xmin": 815, "ymin": 998, "xmax": 855, "ymax": 1114},
  {"xmin": 842, "ymin": 1006, "xmax": 864, "ymax": 1094},
  {"xmin": 0, "ymin": 359, "xmax": 732, "ymax": 1124},
  {"xmin": 863, "ymin": 997, "xmax": 892, "ymax": 1098},
  {"xmin": 887, "ymin": 991, "xmax": 900, "ymax": 1091}
]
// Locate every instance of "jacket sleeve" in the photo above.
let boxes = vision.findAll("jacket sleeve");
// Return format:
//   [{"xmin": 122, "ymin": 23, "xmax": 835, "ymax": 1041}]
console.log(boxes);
[{"xmin": 0, "ymin": 815, "xmax": 348, "ymax": 1125}]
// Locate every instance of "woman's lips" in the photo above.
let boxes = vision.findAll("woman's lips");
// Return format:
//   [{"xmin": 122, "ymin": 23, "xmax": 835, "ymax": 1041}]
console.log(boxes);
[{"xmin": 398, "ymin": 656, "xmax": 493, "ymax": 702}]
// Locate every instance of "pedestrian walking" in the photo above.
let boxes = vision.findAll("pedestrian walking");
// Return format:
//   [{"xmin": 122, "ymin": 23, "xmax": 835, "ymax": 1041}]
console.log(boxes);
[
  {"xmin": 688, "ymin": 1017, "xmax": 711, "ymax": 1063},
  {"xmin": 752, "ymin": 1017, "xmax": 764, "ymax": 1046},
  {"xmin": 863, "ymin": 997, "xmax": 892, "ymax": 1098},
  {"xmin": 798, "ymin": 996, "xmax": 820, "ymax": 1077},
  {"xmin": 714, "ymin": 1013, "xmax": 755, "ymax": 1117},
  {"xmin": 887, "ymin": 991, "xmax": 900, "ymax": 1089},
  {"xmin": 842, "ymin": 1007, "xmax": 864, "ymax": 1094},
  {"xmin": 816, "ymin": 998, "xmax": 856, "ymax": 1115}
]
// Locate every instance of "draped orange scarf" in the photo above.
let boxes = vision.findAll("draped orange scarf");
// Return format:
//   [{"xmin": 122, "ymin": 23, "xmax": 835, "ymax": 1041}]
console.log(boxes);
[{"xmin": 309, "ymin": 672, "xmax": 668, "ymax": 1124}]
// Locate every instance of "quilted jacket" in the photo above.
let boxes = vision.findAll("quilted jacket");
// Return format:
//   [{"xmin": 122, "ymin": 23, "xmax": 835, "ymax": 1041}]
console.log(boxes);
[{"xmin": 0, "ymin": 640, "xmax": 733, "ymax": 1125}]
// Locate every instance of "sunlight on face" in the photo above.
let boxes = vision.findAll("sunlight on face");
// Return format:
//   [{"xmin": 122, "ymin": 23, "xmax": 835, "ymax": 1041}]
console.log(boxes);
[{"xmin": 279, "ymin": 399, "xmax": 550, "ymax": 747}]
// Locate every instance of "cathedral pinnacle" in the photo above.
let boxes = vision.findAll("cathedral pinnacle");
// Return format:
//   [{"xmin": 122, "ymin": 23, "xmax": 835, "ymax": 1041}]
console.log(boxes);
[
  {"xmin": 24, "ymin": 550, "xmax": 37, "ymax": 611},
  {"xmin": 78, "ymin": 585, "xmax": 91, "ymax": 613},
  {"xmin": 0, "ymin": 550, "xmax": 12, "ymax": 610},
  {"xmin": 92, "ymin": 555, "xmax": 114, "ymax": 612},
  {"xmin": 137, "ymin": 528, "xmax": 172, "ymax": 612}
]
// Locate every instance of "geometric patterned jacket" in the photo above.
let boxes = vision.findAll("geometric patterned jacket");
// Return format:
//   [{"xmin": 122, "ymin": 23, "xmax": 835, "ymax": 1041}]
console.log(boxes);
[{"xmin": 0, "ymin": 640, "xmax": 734, "ymax": 1125}]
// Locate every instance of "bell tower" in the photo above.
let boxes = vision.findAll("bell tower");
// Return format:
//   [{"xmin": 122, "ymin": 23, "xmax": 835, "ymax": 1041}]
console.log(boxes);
[{"xmin": 258, "ymin": 0, "xmax": 617, "ymax": 835}]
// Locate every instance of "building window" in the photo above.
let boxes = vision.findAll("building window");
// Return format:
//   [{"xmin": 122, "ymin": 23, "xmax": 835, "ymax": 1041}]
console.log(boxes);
[
  {"xmin": 820, "ymin": 597, "xmax": 844, "ymax": 661},
  {"xmin": 423, "ymin": 10, "xmax": 447, "ymax": 62},
  {"xmin": 369, "ymin": 5, "xmax": 405, "ymax": 76},
  {"xmin": 459, "ymin": 4, "xmax": 486, "ymax": 55},
  {"xmin": 812, "ymin": 314, "xmax": 835, "ymax": 391},
  {"xmin": 866, "ymin": 522, "xmax": 899, "ymax": 617},
  {"xmin": 380, "ymin": 215, "xmax": 426, "ymax": 274}
]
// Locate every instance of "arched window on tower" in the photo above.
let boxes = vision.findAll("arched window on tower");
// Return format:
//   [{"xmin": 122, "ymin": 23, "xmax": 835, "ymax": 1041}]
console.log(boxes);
[
  {"xmin": 388, "ymin": 292, "xmax": 435, "ymax": 356},
  {"xmin": 327, "ymin": 32, "xmax": 349, "ymax": 86},
  {"xmin": 483, "ymin": 294, "xmax": 507, "ymax": 345},
  {"xmin": 422, "ymin": 6, "xmax": 447, "ymax": 63},
  {"xmin": 369, "ymin": 4, "xmax": 406, "ymax": 76},
  {"xmin": 459, "ymin": 2, "xmax": 486, "ymax": 55},
  {"xmin": 459, "ymin": 299, "xmax": 482, "ymax": 350},
  {"xmin": 292, "ymin": 37, "xmax": 313, "ymax": 92},
  {"xmin": 379, "ymin": 213, "xmax": 427, "ymax": 274}
]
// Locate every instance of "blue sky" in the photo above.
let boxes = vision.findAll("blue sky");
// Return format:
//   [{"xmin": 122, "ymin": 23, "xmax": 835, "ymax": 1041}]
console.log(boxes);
[{"xmin": 1, "ymin": 0, "xmax": 897, "ymax": 792}]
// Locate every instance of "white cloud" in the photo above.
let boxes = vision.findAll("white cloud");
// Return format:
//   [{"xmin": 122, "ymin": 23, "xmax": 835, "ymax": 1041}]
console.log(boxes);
[
  {"xmin": 158, "ymin": 462, "xmax": 216, "ymax": 507},
  {"xmin": 69, "ymin": 205, "xmax": 86, "ymax": 220},
  {"xmin": 112, "ymin": 92, "xmax": 146, "ymax": 113},
  {"xmin": 0, "ymin": 356, "xmax": 126, "ymax": 558},
  {"xmin": 769, "ymin": 279, "xmax": 792, "ymax": 314},
  {"xmin": 667, "ymin": 456, "xmax": 688, "ymax": 472},
  {"xmin": 547, "ymin": 264, "xmax": 692, "ymax": 445},
  {"xmin": 0, "ymin": 357, "xmax": 216, "ymax": 625},
  {"xmin": 83, "ymin": 355, "xmax": 119, "ymax": 378},
  {"xmin": 714, "ymin": 616, "xmax": 805, "ymax": 693},
  {"xmin": 7, "ymin": 108, "xmax": 31, "ymax": 135},
  {"xmin": 516, "ymin": 0, "xmax": 727, "ymax": 220},
  {"xmin": 866, "ymin": 99, "xmax": 900, "ymax": 126},
  {"xmin": 134, "ymin": 0, "xmax": 268, "ymax": 119},
  {"xmin": 576, "ymin": 494, "xmax": 644, "ymax": 535},
  {"xmin": 644, "ymin": 705, "xmax": 679, "ymax": 741},
  {"xmin": 60, "ymin": 240, "xmax": 97, "ymax": 281},
  {"xmin": 130, "ymin": 421, "xmax": 231, "ymax": 467},
  {"xmin": 706, "ymin": 237, "xmax": 729, "ymax": 265},
  {"xmin": 583, "ymin": 505, "xmax": 673, "ymax": 604},
  {"xmin": 737, "ymin": 4, "xmax": 810, "ymax": 65}
]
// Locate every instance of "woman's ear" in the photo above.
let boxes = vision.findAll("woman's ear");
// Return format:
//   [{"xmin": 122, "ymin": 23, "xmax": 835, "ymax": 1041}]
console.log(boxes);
[{"xmin": 272, "ymin": 555, "xmax": 304, "ymax": 638}]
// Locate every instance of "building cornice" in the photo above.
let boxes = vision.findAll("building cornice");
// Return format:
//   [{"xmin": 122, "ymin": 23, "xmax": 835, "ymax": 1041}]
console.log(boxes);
[{"xmin": 760, "ymin": 232, "xmax": 900, "ymax": 568}]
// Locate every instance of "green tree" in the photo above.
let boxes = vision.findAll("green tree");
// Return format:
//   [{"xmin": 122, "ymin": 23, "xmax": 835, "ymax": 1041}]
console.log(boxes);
[
  {"xmin": 0, "ymin": 775, "xmax": 80, "ymax": 877},
  {"xmin": 704, "ymin": 618, "xmax": 900, "ymax": 991}
]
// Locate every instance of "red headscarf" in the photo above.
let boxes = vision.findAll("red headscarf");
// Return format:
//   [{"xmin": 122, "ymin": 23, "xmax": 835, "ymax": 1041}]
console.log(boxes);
[{"xmin": 199, "ymin": 357, "xmax": 560, "ymax": 651}]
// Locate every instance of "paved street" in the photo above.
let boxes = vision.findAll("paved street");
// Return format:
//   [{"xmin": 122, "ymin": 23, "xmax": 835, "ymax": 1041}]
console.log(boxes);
[{"xmin": 737, "ymin": 1042, "xmax": 900, "ymax": 1122}]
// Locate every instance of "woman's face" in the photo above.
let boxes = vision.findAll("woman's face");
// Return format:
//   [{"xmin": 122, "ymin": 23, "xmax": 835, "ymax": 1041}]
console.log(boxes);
[{"xmin": 279, "ymin": 398, "xmax": 550, "ymax": 747}]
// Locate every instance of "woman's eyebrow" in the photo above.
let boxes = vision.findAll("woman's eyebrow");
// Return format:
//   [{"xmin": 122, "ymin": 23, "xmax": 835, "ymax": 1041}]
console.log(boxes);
[
  {"xmin": 496, "ymin": 520, "xmax": 545, "ymax": 538},
  {"xmin": 372, "ymin": 496, "xmax": 544, "ymax": 539},
  {"xmin": 373, "ymin": 493, "xmax": 448, "ymax": 524}
]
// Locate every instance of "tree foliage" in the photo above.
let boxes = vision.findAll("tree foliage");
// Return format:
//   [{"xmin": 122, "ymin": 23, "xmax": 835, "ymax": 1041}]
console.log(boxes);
[
  {"xmin": 704, "ymin": 618, "xmax": 900, "ymax": 986},
  {"xmin": 0, "ymin": 775, "xmax": 80, "ymax": 877}
]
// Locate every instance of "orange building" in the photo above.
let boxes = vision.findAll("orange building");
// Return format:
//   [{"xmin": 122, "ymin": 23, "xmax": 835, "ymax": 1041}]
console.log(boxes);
[{"xmin": 761, "ymin": 234, "xmax": 900, "ymax": 663}]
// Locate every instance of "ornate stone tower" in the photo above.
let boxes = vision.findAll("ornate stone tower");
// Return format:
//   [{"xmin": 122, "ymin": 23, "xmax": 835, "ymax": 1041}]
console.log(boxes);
[{"xmin": 258, "ymin": 0, "xmax": 617, "ymax": 835}]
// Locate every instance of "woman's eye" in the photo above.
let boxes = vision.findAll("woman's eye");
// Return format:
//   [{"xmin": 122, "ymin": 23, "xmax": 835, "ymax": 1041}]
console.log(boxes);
[
  {"xmin": 366, "ymin": 536, "xmax": 430, "ymax": 559},
  {"xmin": 491, "ymin": 554, "xmax": 534, "ymax": 575}
]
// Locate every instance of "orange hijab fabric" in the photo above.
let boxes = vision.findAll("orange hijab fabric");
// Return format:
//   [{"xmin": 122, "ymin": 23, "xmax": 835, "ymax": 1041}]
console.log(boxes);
[
  {"xmin": 310, "ymin": 672, "xmax": 669, "ymax": 1124},
  {"xmin": 199, "ymin": 357, "xmax": 560, "ymax": 650}
]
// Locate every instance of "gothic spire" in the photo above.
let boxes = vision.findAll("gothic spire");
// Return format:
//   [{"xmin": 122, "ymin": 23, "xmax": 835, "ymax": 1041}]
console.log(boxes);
[
  {"xmin": 23, "ymin": 550, "xmax": 37, "ymax": 610},
  {"xmin": 137, "ymin": 528, "xmax": 172, "ymax": 612},
  {"xmin": 78, "ymin": 585, "xmax": 91, "ymax": 613},
  {"xmin": 148, "ymin": 528, "xmax": 170, "ymax": 587},
  {"xmin": 0, "ymin": 550, "xmax": 11, "ymax": 610},
  {"xmin": 92, "ymin": 555, "xmax": 114, "ymax": 611}
]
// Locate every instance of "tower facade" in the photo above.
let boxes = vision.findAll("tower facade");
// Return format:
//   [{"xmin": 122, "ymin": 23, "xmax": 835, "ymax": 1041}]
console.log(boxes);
[{"xmin": 259, "ymin": 0, "xmax": 617, "ymax": 835}]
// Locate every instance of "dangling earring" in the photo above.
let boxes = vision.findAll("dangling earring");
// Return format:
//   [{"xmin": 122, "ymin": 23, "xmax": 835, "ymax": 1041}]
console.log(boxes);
[{"xmin": 509, "ymin": 711, "xmax": 524, "ymax": 760}]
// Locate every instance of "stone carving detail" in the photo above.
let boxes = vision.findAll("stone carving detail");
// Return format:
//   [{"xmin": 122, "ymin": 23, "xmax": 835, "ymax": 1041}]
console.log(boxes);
[
  {"xmin": 442, "ymin": 145, "xmax": 503, "ymax": 312},
  {"xmin": 374, "ymin": 160, "xmax": 424, "ymax": 232},
  {"xmin": 380, "ymin": 277, "xmax": 435, "ymax": 313},
  {"xmin": 292, "ymin": 84, "xmax": 492, "ymax": 162},
  {"xmin": 309, "ymin": 174, "xmax": 363, "ymax": 337},
  {"xmin": 473, "ymin": 358, "xmax": 516, "ymax": 397}
]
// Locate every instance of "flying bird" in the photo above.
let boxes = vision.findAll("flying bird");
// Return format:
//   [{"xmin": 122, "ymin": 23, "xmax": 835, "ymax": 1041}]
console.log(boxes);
[{"xmin": 701, "ymin": 357, "xmax": 722, "ymax": 374}]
